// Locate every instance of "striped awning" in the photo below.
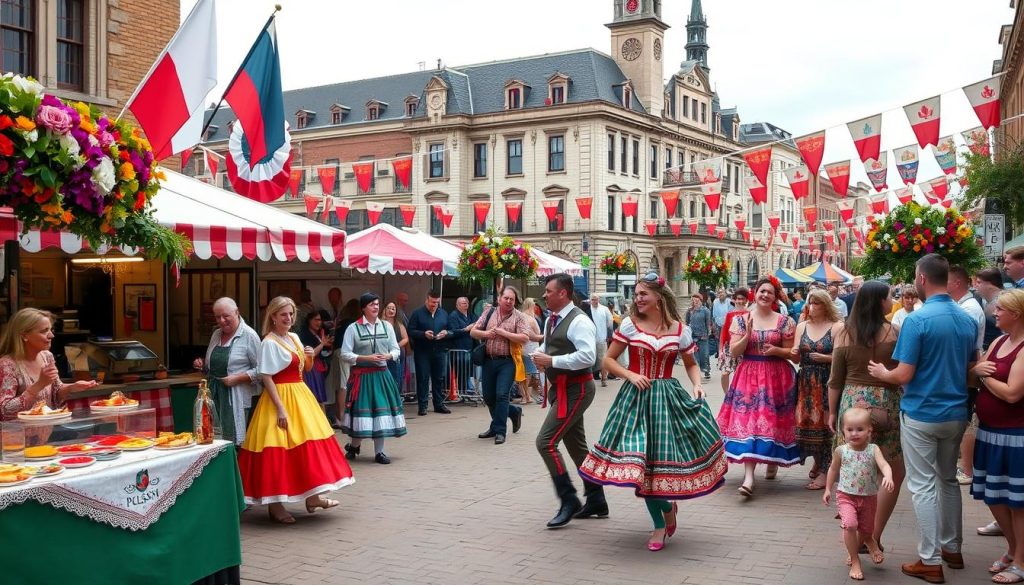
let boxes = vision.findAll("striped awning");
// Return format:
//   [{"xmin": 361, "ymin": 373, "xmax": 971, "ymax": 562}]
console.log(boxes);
[{"xmin": 0, "ymin": 169, "xmax": 346, "ymax": 263}]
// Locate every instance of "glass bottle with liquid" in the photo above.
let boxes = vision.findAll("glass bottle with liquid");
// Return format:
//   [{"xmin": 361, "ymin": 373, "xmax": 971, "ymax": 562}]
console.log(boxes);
[{"xmin": 193, "ymin": 380, "xmax": 220, "ymax": 444}]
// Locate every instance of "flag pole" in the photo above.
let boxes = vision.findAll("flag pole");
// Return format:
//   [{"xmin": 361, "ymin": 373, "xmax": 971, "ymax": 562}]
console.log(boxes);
[
  {"xmin": 116, "ymin": 0, "xmax": 214, "ymax": 122},
  {"xmin": 199, "ymin": 4, "xmax": 281, "ymax": 142}
]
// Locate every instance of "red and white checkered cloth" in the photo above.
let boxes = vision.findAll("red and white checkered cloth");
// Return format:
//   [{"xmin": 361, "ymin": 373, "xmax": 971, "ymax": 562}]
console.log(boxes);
[{"xmin": 67, "ymin": 388, "xmax": 174, "ymax": 432}]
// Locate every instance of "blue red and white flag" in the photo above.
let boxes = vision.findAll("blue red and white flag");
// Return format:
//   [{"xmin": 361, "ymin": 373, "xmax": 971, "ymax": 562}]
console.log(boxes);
[
  {"xmin": 893, "ymin": 144, "xmax": 919, "ymax": 185},
  {"xmin": 863, "ymin": 153, "xmax": 888, "ymax": 193},
  {"xmin": 930, "ymin": 136, "xmax": 958, "ymax": 176},
  {"xmin": 126, "ymin": 0, "xmax": 217, "ymax": 160},
  {"xmin": 903, "ymin": 96, "xmax": 941, "ymax": 149},
  {"xmin": 224, "ymin": 17, "xmax": 292, "ymax": 202},
  {"xmin": 847, "ymin": 113, "xmax": 882, "ymax": 163}
]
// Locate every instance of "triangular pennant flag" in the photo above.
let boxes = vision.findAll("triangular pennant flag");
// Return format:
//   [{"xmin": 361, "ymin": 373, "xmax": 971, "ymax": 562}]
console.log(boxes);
[
  {"xmin": 963, "ymin": 76, "xmax": 1001, "ymax": 130},
  {"xmin": 896, "ymin": 186, "xmax": 915, "ymax": 205},
  {"xmin": 694, "ymin": 158, "xmax": 723, "ymax": 184},
  {"xmin": 734, "ymin": 218, "xmax": 747, "ymax": 232},
  {"xmin": 644, "ymin": 219, "xmax": 658, "ymax": 236},
  {"xmin": 752, "ymin": 237, "xmax": 761, "ymax": 251},
  {"xmin": 794, "ymin": 131, "xmax": 826, "ymax": 176},
  {"xmin": 847, "ymin": 113, "xmax": 883, "ymax": 163},
  {"xmin": 903, "ymin": 95, "xmax": 941, "ymax": 148},
  {"xmin": 352, "ymin": 162, "xmax": 374, "ymax": 192},
  {"xmin": 961, "ymin": 126, "xmax": 990, "ymax": 157},
  {"xmin": 669, "ymin": 218, "xmax": 683, "ymax": 236},
  {"xmin": 180, "ymin": 148, "xmax": 194, "ymax": 172},
  {"xmin": 432, "ymin": 204, "xmax": 444, "ymax": 221},
  {"xmin": 205, "ymin": 148, "xmax": 219, "ymax": 178},
  {"xmin": 930, "ymin": 136, "xmax": 958, "ymax": 176},
  {"xmin": 399, "ymin": 204, "xmax": 416, "ymax": 227},
  {"xmin": 687, "ymin": 219, "xmax": 698, "ymax": 235},
  {"xmin": 767, "ymin": 212, "xmax": 781, "ymax": 233},
  {"xmin": 700, "ymin": 183, "xmax": 722, "ymax": 214},
  {"xmin": 317, "ymin": 166, "xmax": 337, "ymax": 195},
  {"xmin": 473, "ymin": 201, "xmax": 491, "ymax": 225},
  {"xmin": 781, "ymin": 231, "xmax": 789, "ymax": 243},
  {"xmin": 927, "ymin": 176, "xmax": 949, "ymax": 199},
  {"xmin": 745, "ymin": 176, "xmax": 767, "ymax": 206},
  {"xmin": 824, "ymin": 160, "xmax": 851, "ymax": 197},
  {"xmin": 541, "ymin": 199, "xmax": 560, "ymax": 222},
  {"xmin": 716, "ymin": 226, "xmax": 727, "ymax": 239},
  {"xmin": 391, "ymin": 157, "xmax": 412, "ymax": 189},
  {"xmin": 441, "ymin": 206, "xmax": 454, "ymax": 228},
  {"xmin": 784, "ymin": 164, "xmax": 811, "ymax": 200},
  {"xmin": 366, "ymin": 201, "xmax": 385, "ymax": 225},
  {"xmin": 893, "ymin": 144, "xmax": 919, "ymax": 185},
  {"xmin": 288, "ymin": 168, "xmax": 303, "ymax": 195},
  {"xmin": 823, "ymin": 220, "xmax": 835, "ymax": 232},
  {"xmin": 870, "ymin": 193, "xmax": 889, "ymax": 215},
  {"xmin": 659, "ymin": 191, "xmax": 679, "ymax": 216},
  {"xmin": 505, "ymin": 201, "xmax": 522, "ymax": 224},
  {"xmin": 920, "ymin": 181, "xmax": 939, "ymax": 204},
  {"xmin": 575, "ymin": 196, "xmax": 593, "ymax": 220},
  {"xmin": 742, "ymin": 146, "xmax": 772, "ymax": 188},
  {"xmin": 621, "ymin": 193, "xmax": 639, "ymax": 217},
  {"xmin": 741, "ymin": 230, "xmax": 750, "ymax": 242},
  {"xmin": 940, "ymin": 198, "xmax": 953, "ymax": 209},
  {"xmin": 304, "ymin": 194, "xmax": 320, "ymax": 219},
  {"xmin": 334, "ymin": 198, "xmax": 351, "ymax": 225},
  {"xmin": 321, "ymin": 195, "xmax": 334, "ymax": 223},
  {"xmin": 864, "ymin": 153, "xmax": 888, "ymax": 193},
  {"xmin": 792, "ymin": 232, "xmax": 800, "ymax": 250},
  {"xmin": 803, "ymin": 206, "xmax": 818, "ymax": 231}
]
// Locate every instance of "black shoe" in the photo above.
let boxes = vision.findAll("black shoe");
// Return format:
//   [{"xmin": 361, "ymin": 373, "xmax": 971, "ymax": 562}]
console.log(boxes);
[
  {"xmin": 478, "ymin": 429, "xmax": 496, "ymax": 439},
  {"xmin": 374, "ymin": 452, "xmax": 391, "ymax": 464},
  {"xmin": 434, "ymin": 406, "xmax": 452, "ymax": 414},
  {"xmin": 573, "ymin": 480, "xmax": 609, "ymax": 519},
  {"xmin": 344, "ymin": 444, "xmax": 359, "ymax": 460},
  {"xmin": 510, "ymin": 409, "xmax": 522, "ymax": 434},
  {"xmin": 494, "ymin": 434, "xmax": 506, "ymax": 445},
  {"xmin": 547, "ymin": 473, "xmax": 582, "ymax": 528},
  {"xmin": 418, "ymin": 409, "xmax": 428, "ymax": 416}
]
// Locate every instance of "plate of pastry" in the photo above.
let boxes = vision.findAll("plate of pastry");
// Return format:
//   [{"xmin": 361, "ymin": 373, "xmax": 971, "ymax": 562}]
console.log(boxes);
[
  {"xmin": 116, "ymin": 438, "xmax": 154, "ymax": 451},
  {"xmin": 154, "ymin": 432, "xmax": 196, "ymax": 450},
  {"xmin": 90, "ymin": 391, "xmax": 139, "ymax": 413},
  {"xmin": 17, "ymin": 402, "xmax": 72, "ymax": 422}
]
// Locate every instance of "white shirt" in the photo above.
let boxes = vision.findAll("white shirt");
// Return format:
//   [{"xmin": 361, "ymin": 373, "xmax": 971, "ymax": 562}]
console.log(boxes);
[
  {"xmin": 589, "ymin": 304, "xmax": 614, "ymax": 342},
  {"xmin": 891, "ymin": 303, "xmax": 922, "ymax": 328},
  {"xmin": 832, "ymin": 297, "xmax": 849, "ymax": 319},
  {"xmin": 341, "ymin": 316, "xmax": 400, "ymax": 367},
  {"xmin": 540, "ymin": 303, "xmax": 597, "ymax": 371},
  {"xmin": 956, "ymin": 293, "xmax": 986, "ymax": 351}
]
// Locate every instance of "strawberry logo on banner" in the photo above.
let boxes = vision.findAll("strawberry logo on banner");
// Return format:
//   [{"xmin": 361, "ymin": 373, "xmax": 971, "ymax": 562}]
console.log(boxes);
[
  {"xmin": 896, "ymin": 186, "xmax": 915, "ymax": 205},
  {"xmin": 961, "ymin": 127, "xmax": 990, "ymax": 157},
  {"xmin": 864, "ymin": 153, "xmax": 888, "ymax": 193},
  {"xmin": 847, "ymin": 113, "xmax": 883, "ymax": 163},
  {"xmin": 893, "ymin": 144, "xmax": 919, "ymax": 185},
  {"xmin": 824, "ymin": 160, "xmax": 851, "ymax": 197},
  {"xmin": 744, "ymin": 176, "xmax": 768, "ymax": 206},
  {"xmin": 441, "ymin": 206, "xmax": 454, "ymax": 229},
  {"xmin": 352, "ymin": 162, "xmax": 374, "ymax": 192},
  {"xmin": 317, "ymin": 166, "xmax": 337, "ymax": 195},
  {"xmin": 659, "ymin": 191, "xmax": 679, "ymax": 216},
  {"xmin": 767, "ymin": 211, "xmax": 781, "ymax": 233},
  {"xmin": 803, "ymin": 206, "xmax": 818, "ymax": 231},
  {"xmin": 795, "ymin": 131, "xmax": 826, "ymax": 175},
  {"xmin": 644, "ymin": 219, "xmax": 658, "ymax": 236},
  {"xmin": 541, "ymin": 200, "xmax": 560, "ymax": 223},
  {"xmin": 669, "ymin": 218, "xmax": 683, "ymax": 236},
  {"xmin": 621, "ymin": 194, "xmax": 639, "ymax": 217},
  {"xmin": 575, "ymin": 196, "xmax": 593, "ymax": 220},
  {"xmin": 303, "ymin": 195, "xmax": 320, "ymax": 219},
  {"xmin": 784, "ymin": 164, "xmax": 811, "ymax": 200},
  {"xmin": 288, "ymin": 168, "xmax": 303, "ymax": 195},
  {"xmin": 870, "ymin": 193, "xmax": 890, "ymax": 215},
  {"xmin": 334, "ymin": 198, "xmax": 351, "ymax": 225},
  {"xmin": 391, "ymin": 157, "xmax": 412, "ymax": 189},
  {"xmin": 742, "ymin": 146, "xmax": 772, "ymax": 188},
  {"xmin": 963, "ymin": 76, "xmax": 1001, "ymax": 129},
  {"xmin": 399, "ymin": 204, "xmax": 416, "ymax": 227},
  {"xmin": 205, "ymin": 149, "xmax": 219, "ymax": 178},
  {"xmin": 930, "ymin": 136, "xmax": 958, "ymax": 176},
  {"xmin": 366, "ymin": 201, "xmax": 385, "ymax": 225},
  {"xmin": 903, "ymin": 96, "xmax": 941, "ymax": 148},
  {"xmin": 687, "ymin": 219, "xmax": 698, "ymax": 235},
  {"xmin": 700, "ymin": 183, "xmax": 722, "ymax": 214},
  {"xmin": 473, "ymin": 201, "xmax": 491, "ymax": 225},
  {"xmin": 505, "ymin": 201, "xmax": 522, "ymax": 224}
]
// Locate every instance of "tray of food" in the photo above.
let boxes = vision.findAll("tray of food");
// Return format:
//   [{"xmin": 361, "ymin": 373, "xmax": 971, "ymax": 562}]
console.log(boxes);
[
  {"xmin": 116, "ymin": 438, "xmax": 154, "ymax": 451},
  {"xmin": 55, "ymin": 444, "xmax": 93, "ymax": 455},
  {"xmin": 17, "ymin": 402, "xmax": 71, "ymax": 422},
  {"xmin": 24, "ymin": 463, "xmax": 64, "ymax": 477},
  {"xmin": 0, "ymin": 468, "xmax": 32, "ymax": 487},
  {"xmin": 23, "ymin": 445, "xmax": 59, "ymax": 461},
  {"xmin": 154, "ymin": 432, "xmax": 195, "ymax": 450},
  {"xmin": 57, "ymin": 456, "xmax": 96, "ymax": 469},
  {"xmin": 89, "ymin": 391, "xmax": 140, "ymax": 413}
]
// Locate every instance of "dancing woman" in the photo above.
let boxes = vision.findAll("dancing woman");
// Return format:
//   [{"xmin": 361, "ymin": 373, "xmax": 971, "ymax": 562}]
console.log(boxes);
[{"xmin": 579, "ymin": 273, "xmax": 727, "ymax": 551}]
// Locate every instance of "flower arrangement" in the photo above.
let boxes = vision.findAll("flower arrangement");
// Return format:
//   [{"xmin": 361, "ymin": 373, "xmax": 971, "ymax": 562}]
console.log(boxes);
[
  {"xmin": 684, "ymin": 249, "xmax": 731, "ymax": 290},
  {"xmin": 599, "ymin": 251, "xmax": 635, "ymax": 275},
  {"xmin": 0, "ymin": 74, "xmax": 190, "ymax": 264},
  {"xmin": 457, "ymin": 227, "xmax": 538, "ymax": 285},
  {"xmin": 860, "ymin": 201, "xmax": 986, "ymax": 283}
]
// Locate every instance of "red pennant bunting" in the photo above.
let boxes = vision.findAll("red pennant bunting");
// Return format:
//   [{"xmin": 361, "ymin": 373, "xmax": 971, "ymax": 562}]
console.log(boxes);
[
  {"xmin": 205, "ymin": 149, "xmax": 219, "ymax": 178},
  {"xmin": 669, "ymin": 218, "xmax": 684, "ymax": 236},
  {"xmin": 391, "ymin": 157, "xmax": 412, "ymax": 189},
  {"xmin": 822, "ymin": 220, "xmax": 835, "ymax": 231},
  {"xmin": 621, "ymin": 194, "xmax": 639, "ymax": 217},
  {"xmin": 734, "ymin": 218, "xmax": 746, "ymax": 232},
  {"xmin": 745, "ymin": 176, "xmax": 767, "ymax": 206},
  {"xmin": 742, "ymin": 146, "xmax": 772, "ymax": 188},
  {"xmin": 792, "ymin": 233, "xmax": 800, "ymax": 250},
  {"xmin": 741, "ymin": 230, "xmax": 750, "ymax": 242},
  {"xmin": 575, "ymin": 196, "xmax": 593, "ymax": 220},
  {"xmin": 963, "ymin": 76, "xmax": 1001, "ymax": 130},
  {"xmin": 180, "ymin": 148, "xmax": 193, "ymax": 172},
  {"xmin": 644, "ymin": 219, "xmax": 657, "ymax": 236},
  {"xmin": 288, "ymin": 168, "xmax": 303, "ymax": 195},
  {"xmin": 366, "ymin": 201, "xmax": 385, "ymax": 225},
  {"xmin": 542, "ymin": 200, "xmax": 560, "ymax": 222},
  {"xmin": 334, "ymin": 199, "xmax": 351, "ymax": 225},
  {"xmin": 321, "ymin": 195, "xmax": 334, "ymax": 223},
  {"xmin": 825, "ymin": 231, "xmax": 836, "ymax": 247},
  {"xmin": 433, "ymin": 204, "xmax": 444, "ymax": 221},
  {"xmin": 304, "ymin": 195, "xmax": 320, "ymax": 218},
  {"xmin": 904, "ymin": 96, "xmax": 941, "ymax": 149},
  {"xmin": 317, "ymin": 166, "xmax": 337, "ymax": 195},
  {"xmin": 848, "ymin": 113, "xmax": 882, "ymax": 163},
  {"xmin": 352, "ymin": 162, "xmax": 374, "ymax": 192},
  {"xmin": 700, "ymin": 184, "xmax": 721, "ymax": 214},
  {"xmin": 784, "ymin": 165, "xmax": 811, "ymax": 200},
  {"xmin": 836, "ymin": 200, "xmax": 855, "ymax": 224},
  {"xmin": 505, "ymin": 201, "xmax": 522, "ymax": 224},
  {"xmin": 928, "ymin": 177, "xmax": 949, "ymax": 199},
  {"xmin": 896, "ymin": 187, "xmax": 915, "ymax": 205},
  {"xmin": 752, "ymin": 238, "xmax": 760, "ymax": 251},
  {"xmin": 961, "ymin": 127, "xmax": 990, "ymax": 157},
  {"xmin": 803, "ymin": 206, "xmax": 818, "ymax": 231},
  {"xmin": 767, "ymin": 212, "xmax": 781, "ymax": 233},
  {"xmin": 660, "ymin": 191, "xmax": 679, "ymax": 216},
  {"xmin": 399, "ymin": 204, "xmax": 416, "ymax": 227},
  {"xmin": 473, "ymin": 201, "xmax": 491, "ymax": 225},
  {"xmin": 716, "ymin": 227, "xmax": 727, "ymax": 239},
  {"xmin": 824, "ymin": 161, "xmax": 851, "ymax": 197},
  {"xmin": 795, "ymin": 131, "xmax": 826, "ymax": 176},
  {"xmin": 441, "ymin": 206, "xmax": 454, "ymax": 228},
  {"xmin": 940, "ymin": 198, "xmax": 953, "ymax": 209},
  {"xmin": 864, "ymin": 153, "xmax": 888, "ymax": 193},
  {"xmin": 687, "ymin": 220, "xmax": 698, "ymax": 235},
  {"xmin": 781, "ymin": 231, "xmax": 789, "ymax": 243},
  {"xmin": 870, "ymin": 194, "xmax": 889, "ymax": 215}
]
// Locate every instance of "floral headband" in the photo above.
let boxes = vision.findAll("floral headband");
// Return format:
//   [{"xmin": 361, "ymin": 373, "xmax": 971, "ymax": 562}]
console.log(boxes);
[{"xmin": 641, "ymin": 272, "xmax": 666, "ymax": 287}]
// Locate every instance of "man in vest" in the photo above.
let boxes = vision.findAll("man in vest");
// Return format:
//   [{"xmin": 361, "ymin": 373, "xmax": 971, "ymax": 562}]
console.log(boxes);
[{"xmin": 531, "ymin": 273, "xmax": 604, "ymax": 528}]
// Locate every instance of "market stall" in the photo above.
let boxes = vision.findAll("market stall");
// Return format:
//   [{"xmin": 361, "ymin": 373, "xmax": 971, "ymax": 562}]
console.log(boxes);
[
  {"xmin": 797, "ymin": 261, "xmax": 855, "ymax": 284},
  {"xmin": 773, "ymin": 267, "xmax": 815, "ymax": 286}
]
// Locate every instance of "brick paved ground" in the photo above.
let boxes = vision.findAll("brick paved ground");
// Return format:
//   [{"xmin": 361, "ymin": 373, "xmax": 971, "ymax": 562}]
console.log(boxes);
[{"xmin": 239, "ymin": 368, "xmax": 1005, "ymax": 585}]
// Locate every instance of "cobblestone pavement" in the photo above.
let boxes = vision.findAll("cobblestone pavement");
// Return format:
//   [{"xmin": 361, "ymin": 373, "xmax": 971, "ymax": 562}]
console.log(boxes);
[{"xmin": 240, "ymin": 368, "xmax": 1004, "ymax": 585}]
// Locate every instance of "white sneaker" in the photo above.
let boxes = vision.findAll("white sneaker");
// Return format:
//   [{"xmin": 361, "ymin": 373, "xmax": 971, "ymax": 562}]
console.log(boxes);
[
  {"xmin": 978, "ymin": 521, "xmax": 1003, "ymax": 536},
  {"xmin": 956, "ymin": 468, "xmax": 972, "ymax": 485}
]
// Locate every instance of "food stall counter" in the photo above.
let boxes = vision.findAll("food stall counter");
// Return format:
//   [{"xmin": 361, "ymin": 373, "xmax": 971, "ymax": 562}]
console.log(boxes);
[{"xmin": 66, "ymin": 374, "xmax": 206, "ymax": 433}]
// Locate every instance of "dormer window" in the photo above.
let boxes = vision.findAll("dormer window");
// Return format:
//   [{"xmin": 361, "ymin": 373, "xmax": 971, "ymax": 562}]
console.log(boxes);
[
  {"xmin": 504, "ymin": 79, "xmax": 529, "ymax": 110},
  {"xmin": 332, "ymin": 111, "xmax": 342, "ymax": 125},
  {"xmin": 551, "ymin": 86, "xmax": 564, "ymax": 104},
  {"xmin": 547, "ymin": 73, "xmax": 569, "ymax": 105},
  {"xmin": 623, "ymin": 86, "xmax": 632, "ymax": 109},
  {"xmin": 365, "ymin": 99, "xmax": 388, "ymax": 121},
  {"xmin": 329, "ymin": 103, "xmax": 350, "ymax": 125},
  {"xmin": 295, "ymin": 109, "xmax": 315, "ymax": 129},
  {"xmin": 404, "ymin": 95, "xmax": 420, "ymax": 117}
]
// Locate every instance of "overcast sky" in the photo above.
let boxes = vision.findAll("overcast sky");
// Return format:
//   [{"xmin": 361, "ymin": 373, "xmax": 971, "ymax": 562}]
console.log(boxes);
[{"xmin": 181, "ymin": 0, "xmax": 1014, "ymax": 194}]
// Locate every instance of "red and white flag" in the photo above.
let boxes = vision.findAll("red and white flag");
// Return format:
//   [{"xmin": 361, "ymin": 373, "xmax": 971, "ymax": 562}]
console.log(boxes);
[
  {"xmin": 927, "ymin": 176, "xmax": 949, "ymax": 199},
  {"xmin": 745, "ymin": 176, "xmax": 767, "ymax": 206},
  {"xmin": 365, "ymin": 202, "xmax": 385, "ymax": 225},
  {"xmin": 896, "ymin": 186, "xmax": 915, "ymax": 205},
  {"xmin": 795, "ymin": 131, "xmax": 826, "ymax": 176},
  {"xmin": 621, "ymin": 194, "xmax": 639, "ymax": 217},
  {"xmin": 334, "ymin": 199, "xmax": 352, "ymax": 225},
  {"xmin": 803, "ymin": 206, "xmax": 818, "ymax": 231},
  {"xmin": 700, "ymin": 182, "xmax": 722, "ymax": 214},
  {"xmin": 767, "ymin": 211, "xmax": 781, "ymax": 233},
  {"xmin": 893, "ymin": 144, "xmax": 919, "ymax": 185},
  {"xmin": 204, "ymin": 148, "xmax": 219, "ymax": 178},
  {"xmin": 126, "ymin": 0, "xmax": 218, "ymax": 160},
  {"xmin": 541, "ymin": 199, "xmax": 560, "ymax": 222},
  {"xmin": 575, "ymin": 196, "xmax": 593, "ymax": 220},
  {"xmin": 863, "ymin": 153, "xmax": 888, "ymax": 193},
  {"xmin": 473, "ymin": 201, "xmax": 491, "ymax": 225},
  {"xmin": 919, "ymin": 181, "xmax": 938, "ymax": 204},
  {"xmin": 505, "ymin": 201, "xmax": 522, "ymax": 224},
  {"xmin": 836, "ymin": 199, "xmax": 855, "ymax": 225},
  {"xmin": 961, "ymin": 127, "xmax": 991, "ymax": 157},
  {"xmin": 669, "ymin": 218, "xmax": 684, "ymax": 236},
  {"xmin": 903, "ymin": 96, "xmax": 941, "ymax": 148},
  {"xmin": 870, "ymin": 193, "xmax": 890, "ymax": 215},
  {"xmin": 734, "ymin": 218, "xmax": 746, "ymax": 232},
  {"xmin": 824, "ymin": 161, "xmax": 851, "ymax": 197},
  {"xmin": 742, "ymin": 146, "xmax": 772, "ymax": 188},
  {"xmin": 930, "ymin": 136, "xmax": 958, "ymax": 176},
  {"xmin": 644, "ymin": 219, "xmax": 658, "ymax": 236},
  {"xmin": 694, "ymin": 158, "xmax": 723, "ymax": 184},
  {"xmin": 784, "ymin": 164, "xmax": 811, "ymax": 200},
  {"xmin": 687, "ymin": 219, "xmax": 698, "ymax": 235},
  {"xmin": 399, "ymin": 204, "xmax": 416, "ymax": 227},
  {"xmin": 441, "ymin": 206, "xmax": 454, "ymax": 229},
  {"xmin": 660, "ymin": 191, "xmax": 679, "ymax": 216},
  {"xmin": 963, "ymin": 76, "xmax": 1001, "ymax": 130},
  {"xmin": 847, "ymin": 113, "xmax": 882, "ymax": 163}
]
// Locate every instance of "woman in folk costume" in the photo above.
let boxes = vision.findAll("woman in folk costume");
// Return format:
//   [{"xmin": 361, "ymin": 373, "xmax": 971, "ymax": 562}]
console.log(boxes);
[
  {"xmin": 237, "ymin": 296, "xmax": 355, "ymax": 525},
  {"xmin": 579, "ymin": 273, "xmax": 727, "ymax": 552},
  {"xmin": 341, "ymin": 293, "xmax": 407, "ymax": 465}
]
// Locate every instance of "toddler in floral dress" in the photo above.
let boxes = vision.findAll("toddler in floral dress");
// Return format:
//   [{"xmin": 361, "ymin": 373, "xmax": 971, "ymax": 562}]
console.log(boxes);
[{"xmin": 823, "ymin": 407, "xmax": 895, "ymax": 581}]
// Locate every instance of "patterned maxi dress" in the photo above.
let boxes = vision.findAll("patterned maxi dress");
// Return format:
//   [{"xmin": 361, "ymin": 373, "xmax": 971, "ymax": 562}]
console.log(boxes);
[
  {"xmin": 794, "ymin": 328, "xmax": 834, "ymax": 471},
  {"xmin": 579, "ymin": 318, "xmax": 728, "ymax": 499},
  {"xmin": 716, "ymin": 314, "xmax": 800, "ymax": 465}
]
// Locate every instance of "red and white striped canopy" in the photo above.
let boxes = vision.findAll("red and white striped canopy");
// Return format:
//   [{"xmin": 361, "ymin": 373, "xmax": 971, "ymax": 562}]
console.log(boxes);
[
  {"xmin": 344, "ymin": 223, "xmax": 460, "ymax": 275},
  {"xmin": 0, "ymin": 170, "xmax": 345, "ymax": 263}
]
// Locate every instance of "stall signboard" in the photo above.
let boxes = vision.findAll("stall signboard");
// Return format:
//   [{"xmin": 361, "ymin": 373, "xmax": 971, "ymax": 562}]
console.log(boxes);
[{"xmin": 983, "ymin": 214, "xmax": 1004, "ymax": 259}]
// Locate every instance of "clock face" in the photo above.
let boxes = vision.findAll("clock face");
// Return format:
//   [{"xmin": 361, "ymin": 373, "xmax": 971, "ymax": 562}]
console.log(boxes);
[
  {"xmin": 621, "ymin": 38, "xmax": 642, "ymax": 61},
  {"xmin": 625, "ymin": 0, "xmax": 639, "ymax": 13},
  {"xmin": 654, "ymin": 38, "xmax": 662, "ymax": 61}
]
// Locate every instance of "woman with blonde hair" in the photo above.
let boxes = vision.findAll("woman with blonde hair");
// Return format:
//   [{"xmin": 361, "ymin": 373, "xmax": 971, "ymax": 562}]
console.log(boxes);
[
  {"xmin": 517, "ymin": 297, "xmax": 543, "ymax": 405},
  {"xmin": 0, "ymin": 308, "xmax": 98, "ymax": 420},
  {"xmin": 237, "ymin": 296, "xmax": 354, "ymax": 524},
  {"xmin": 791, "ymin": 289, "xmax": 843, "ymax": 490}
]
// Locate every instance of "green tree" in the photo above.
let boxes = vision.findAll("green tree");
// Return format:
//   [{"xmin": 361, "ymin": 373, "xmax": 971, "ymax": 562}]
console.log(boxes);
[{"xmin": 961, "ymin": 141, "xmax": 1024, "ymax": 230}]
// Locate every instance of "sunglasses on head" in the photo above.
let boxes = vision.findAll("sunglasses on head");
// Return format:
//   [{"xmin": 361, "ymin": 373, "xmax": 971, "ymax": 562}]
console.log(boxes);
[{"xmin": 641, "ymin": 272, "xmax": 666, "ymax": 287}]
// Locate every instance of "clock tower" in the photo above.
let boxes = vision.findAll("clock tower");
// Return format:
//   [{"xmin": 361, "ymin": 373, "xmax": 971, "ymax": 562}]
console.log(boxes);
[{"xmin": 607, "ymin": 0, "xmax": 669, "ymax": 116}]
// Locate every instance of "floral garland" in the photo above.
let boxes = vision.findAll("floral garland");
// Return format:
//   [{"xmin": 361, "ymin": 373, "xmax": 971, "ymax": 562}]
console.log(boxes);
[
  {"xmin": 0, "ymin": 74, "xmax": 190, "ymax": 265},
  {"xmin": 599, "ymin": 251, "xmax": 635, "ymax": 275},
  {"xmin": 860, "ymin": 201, "xmax": 986, "ymax": 283},
  {"xmin": 457, "ymin": 227, "xmax": 538, "ymax": 285},
  {"xmin": 684, "ymin": 249, "xmax": 731, "ymax": 290}
]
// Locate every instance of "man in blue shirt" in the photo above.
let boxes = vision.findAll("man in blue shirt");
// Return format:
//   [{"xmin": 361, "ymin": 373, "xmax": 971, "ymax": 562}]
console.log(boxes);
[
  {"xmin": 685, "ymin": 294, "xmax": 713, "ymax": 380},
  {"xmin": 1005, "ymin": 245, "xmax": 1024, "ymax": 288},
  {"xmin": 408, "ymin": 291, "xmax": 454, "ymax": 416},
  {"xmin": 868, "ymin": 254, "xmax": 977, "ymax": 583},
  {"xmin": 711, "ymin": 289, "xmax": 731, "ymax": 359}
]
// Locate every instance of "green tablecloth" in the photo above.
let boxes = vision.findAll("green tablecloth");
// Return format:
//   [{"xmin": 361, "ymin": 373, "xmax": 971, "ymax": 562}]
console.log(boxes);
[{"xmin": 0, "ymin": 446, "xmax": 244, "ymax": 585}]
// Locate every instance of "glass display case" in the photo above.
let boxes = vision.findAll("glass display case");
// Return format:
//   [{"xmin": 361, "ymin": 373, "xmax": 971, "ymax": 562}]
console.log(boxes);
[{"xmin": 0, "ymin": 407, "xmax": 156, "ymax": 463}]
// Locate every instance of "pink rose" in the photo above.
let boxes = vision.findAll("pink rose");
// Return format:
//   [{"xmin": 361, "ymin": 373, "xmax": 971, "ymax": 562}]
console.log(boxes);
[{"xmin": 36, "ymin": 105, "xmax": 73, "ymax": 135}]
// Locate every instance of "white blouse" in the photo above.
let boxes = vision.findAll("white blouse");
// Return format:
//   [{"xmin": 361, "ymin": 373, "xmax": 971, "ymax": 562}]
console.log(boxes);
[
  {"xmin": 258, "ymin": 333, "xmax": 304, "ymax": 376},
  {"xmin": 613, "ymin": 317, "xmax": 696, "ymax": 355}
]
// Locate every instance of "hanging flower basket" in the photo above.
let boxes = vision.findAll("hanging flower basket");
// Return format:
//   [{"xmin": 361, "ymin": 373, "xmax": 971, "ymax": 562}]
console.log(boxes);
[
  {"xmin": 684, "ymin": 249, "xmax": 731, "ymax": 290},
  {"xmin": 860, "ymin": 201, "xmax": 986, "ymax": 283},
  {"xmin": 599, "ymin": 251, "xmax": 635, "ymax": 275},
  {"xmin": 457, "ymin": 227, "xmax": 538, "ymax": 285},
  {"xmin": 0, "ymin": 74, "xmax": 190, "ymax": 265}
]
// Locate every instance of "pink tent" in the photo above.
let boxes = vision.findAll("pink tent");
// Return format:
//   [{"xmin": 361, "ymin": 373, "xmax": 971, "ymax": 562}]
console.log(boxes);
[{"xmin": 343, "ymin": 223, "xmax": 460, "ymax": 275}]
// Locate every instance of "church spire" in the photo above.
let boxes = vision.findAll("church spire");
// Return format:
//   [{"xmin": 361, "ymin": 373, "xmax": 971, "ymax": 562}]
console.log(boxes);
[{"xmin": 685, "ymin": 0, "xmax": 710, "ymax": 73}]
